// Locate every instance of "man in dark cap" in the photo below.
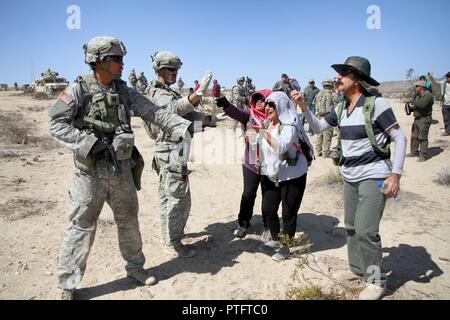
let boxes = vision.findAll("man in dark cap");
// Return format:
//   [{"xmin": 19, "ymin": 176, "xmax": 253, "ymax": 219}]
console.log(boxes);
[
  {"xmin": 272, "ymin": 74, "xmax": 295, "ymax": 97},
  {"xmin": 292, "ymin": 56, "xmax": 407, "ymax": 300},
  {"xmin": 407, "ymin": 80, "xmax": 434, "ymax": 160}
]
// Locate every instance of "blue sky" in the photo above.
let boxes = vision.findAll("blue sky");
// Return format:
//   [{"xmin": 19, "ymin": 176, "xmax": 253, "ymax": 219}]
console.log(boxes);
[{"xmin": 1, "ymin": 0, "xmax": 449, "ymax": 89}]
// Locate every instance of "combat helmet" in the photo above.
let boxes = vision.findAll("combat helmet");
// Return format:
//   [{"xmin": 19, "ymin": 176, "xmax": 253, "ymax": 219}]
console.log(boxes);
[
  {"xmin": 83, "ymin": 36, "xmax": 127, "ymax": 64},
  {"xmin": 237, "ymin": 76, "xmax": 245, "ymax": 83},
  {"xmin": 152, "ymin": 51, "xmax": 183, "ymax": 73},
  {"xmin": 322, "ymin": 78, "xmax": 334, "ymax": 88}
]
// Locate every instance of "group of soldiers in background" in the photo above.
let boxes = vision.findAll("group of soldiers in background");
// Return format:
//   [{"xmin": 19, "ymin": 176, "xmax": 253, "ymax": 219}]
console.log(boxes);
[{"xmin": 128, "ymin": 69, "xmax": 149, "ymax": 94}]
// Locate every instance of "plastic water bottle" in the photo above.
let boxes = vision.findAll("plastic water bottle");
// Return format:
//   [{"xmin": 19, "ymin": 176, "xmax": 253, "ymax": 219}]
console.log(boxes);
[{"xmin": 377, "ymin": 181, "xmax": 401, "ymax": 203}]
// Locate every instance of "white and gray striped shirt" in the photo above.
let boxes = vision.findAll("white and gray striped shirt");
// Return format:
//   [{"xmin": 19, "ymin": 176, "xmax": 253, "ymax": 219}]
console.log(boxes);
[{"xmin": 307, "ymin": 96, "xmax": 397, "ymax": 182}]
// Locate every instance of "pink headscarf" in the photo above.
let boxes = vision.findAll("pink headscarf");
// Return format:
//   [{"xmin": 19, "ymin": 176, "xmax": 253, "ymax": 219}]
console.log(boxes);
[{"xmin": 249, "ymin": 89, "xmax": 272, "ymax": 125}]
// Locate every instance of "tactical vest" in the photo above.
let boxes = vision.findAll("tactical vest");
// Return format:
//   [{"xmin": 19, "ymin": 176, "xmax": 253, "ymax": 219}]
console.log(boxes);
[
  {"xmin": 72, "ymin": 75, "xmax": 134, "ymax": 171},
  {"xmin": 316, "ymin": 89, "xmax": 334, "ymax": 117},
  {"xmin": 143, "ymin": 80, "xmax": 182, "ymax": 140},
  {"xmin": 74, "ymin": 74, "xmax": 132, "ymax": 136}
]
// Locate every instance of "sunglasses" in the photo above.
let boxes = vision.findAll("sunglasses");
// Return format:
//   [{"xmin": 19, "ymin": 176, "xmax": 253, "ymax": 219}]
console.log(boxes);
[
  {"xmin": 338, "ymin": 68, "xmax": 353, "ymax": 76},
  {"xmin": 265, "ymin": 101, "xmax": 276, "ymax": 108},
  {"xmin": 104, "ymin": 55, "xmax": 123, "ymax": 63},
  {"xmin": 164, "ymin": 67, "xmax": 178, "ymax": 72}
]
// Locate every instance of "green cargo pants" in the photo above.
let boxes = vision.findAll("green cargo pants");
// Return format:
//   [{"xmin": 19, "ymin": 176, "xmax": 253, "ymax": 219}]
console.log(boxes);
[
  {"xmin": 410, "ymin": 115, "xmax": 432, "ymax": 158},
  {"xmin": 344, "ymin": 179, "xmax": 387, "ymax": 286}
]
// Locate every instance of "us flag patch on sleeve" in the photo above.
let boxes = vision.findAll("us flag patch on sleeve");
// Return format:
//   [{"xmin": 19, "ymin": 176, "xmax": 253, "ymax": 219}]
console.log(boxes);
[{"xmin": 58, "ymin": 91, "xmax": 73, "ymax": 105}]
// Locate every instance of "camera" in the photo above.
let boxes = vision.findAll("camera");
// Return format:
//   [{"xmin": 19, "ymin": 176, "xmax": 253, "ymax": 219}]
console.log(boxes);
[{"xmin": 404, "ymin": 103, "xmax": 413, "ymax": 116}]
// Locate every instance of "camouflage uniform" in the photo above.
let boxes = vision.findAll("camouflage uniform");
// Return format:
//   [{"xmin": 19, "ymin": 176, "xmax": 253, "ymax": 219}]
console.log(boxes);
[
  {"xmin": 230, "ymin": 77, "xmax": 248, "ymax": 130},
  {"xmin": 49, "ymin": 37, "xmax": 191, "ymax": 295},
  {"xmin": 145, "ymin": 51, "xmax": 208, "ymax": 250},
  {"xmin": 314, "ymin": 79, "xmax": 339, "ymax": 157},
  {"xmin": 137, "ymin": 72, "xmax": 148, "ymax": 94},
  {"xmin": 177, "ymin": 77, "xmax": 184, "ymax": 95},
  {"xmin": 128, "ymin": 69, "xmax": 137, "ymax": 90},
  {"xmin": 245, "ymin": 77, "xmax": 256, "ymax": 97}
]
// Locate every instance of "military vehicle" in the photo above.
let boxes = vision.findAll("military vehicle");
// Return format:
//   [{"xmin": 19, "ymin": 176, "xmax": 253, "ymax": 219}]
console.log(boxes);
[
  {"xmin": 0, "ymin": 84, "xmax": 8, "ymax": 91},
  {"xmin": 31, "ymin": 69, "xmax": 69, "ymax": 95}
]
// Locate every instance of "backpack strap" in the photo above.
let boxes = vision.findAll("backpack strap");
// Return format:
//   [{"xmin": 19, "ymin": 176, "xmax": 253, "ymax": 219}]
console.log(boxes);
[{"xmin": 363, "ymin": 96, "xmax": 391, "ymax": 157}]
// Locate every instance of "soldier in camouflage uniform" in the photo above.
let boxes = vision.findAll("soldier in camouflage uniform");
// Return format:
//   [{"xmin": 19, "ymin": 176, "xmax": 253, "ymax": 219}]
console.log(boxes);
[
  {"xmin": 136, "ymin": 72, "xmax": 148, "ymax": 94},
  {"xmin": 245, "ymin": 77, "xmax": 256, "ymax": 97},
  {"xmin": 144, "ymin": 51, "xmax": 212, "ymax": 258},
  {"xmin": 128, "ymin": 69, "xmax": 137, "ymax": 90},
  {"xmin": 229, "ymin": 76, "xmax": 248, "ymax": 130},
  {"xmin": 177, "ymin": 77, "xmax": 185, "ymax": 95},
  {"xmin": 48, "ymin": 36, "xmax": 192, "ymax": 300},
  {"xmin": 314, "ymin": 79, "xmax": 339, "ymax": 157}
]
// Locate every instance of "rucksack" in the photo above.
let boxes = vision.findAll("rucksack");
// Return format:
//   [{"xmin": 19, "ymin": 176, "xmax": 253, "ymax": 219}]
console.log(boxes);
[{"xmin": 332, "ymin": 96, "xmax": 391, "ymax": 166}]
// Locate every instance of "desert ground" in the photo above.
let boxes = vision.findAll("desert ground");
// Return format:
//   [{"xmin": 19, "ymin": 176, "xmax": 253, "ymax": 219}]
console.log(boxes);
[{"xmin": 0, "ymin": 90, "xmax": 449, "ymax": 300}]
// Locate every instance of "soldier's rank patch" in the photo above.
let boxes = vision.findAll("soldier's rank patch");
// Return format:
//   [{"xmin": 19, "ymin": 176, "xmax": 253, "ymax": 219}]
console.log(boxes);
[{"xmin": 58, "ymin": 91, "xmax": 73, "ymax": 105}]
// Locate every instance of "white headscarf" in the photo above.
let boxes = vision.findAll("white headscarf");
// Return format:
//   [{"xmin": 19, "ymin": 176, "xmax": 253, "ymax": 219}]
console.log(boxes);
[{"xmin": 265, "ymin": 91, "xmax": 313, "ymax": 150}]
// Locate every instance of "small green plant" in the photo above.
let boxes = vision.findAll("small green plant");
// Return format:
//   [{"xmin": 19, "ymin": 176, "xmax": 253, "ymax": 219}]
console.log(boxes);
[{"xmin": 275, "ymin": 233, "xmax": 351, "ymax": 300}]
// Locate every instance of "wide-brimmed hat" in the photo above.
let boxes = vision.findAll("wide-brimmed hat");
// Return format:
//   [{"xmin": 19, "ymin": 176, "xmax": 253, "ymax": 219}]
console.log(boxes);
[
  {"xmin": 331, "ymin": 56, "xmax": 380, "ymax": 86},
  {"xmin": 415, "ymin": 80, "xmax": 426, "ymax": 88}
]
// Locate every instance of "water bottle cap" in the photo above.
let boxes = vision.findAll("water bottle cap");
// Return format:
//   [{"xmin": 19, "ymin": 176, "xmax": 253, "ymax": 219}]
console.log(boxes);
[{"xmin": 377, "ymin": 181, "xmax": 383, "ymax": 188}]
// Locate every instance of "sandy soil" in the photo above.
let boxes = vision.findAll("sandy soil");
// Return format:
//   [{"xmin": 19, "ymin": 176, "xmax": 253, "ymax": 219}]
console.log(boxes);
[{"xmin": 0, "ymin": 91, "xmax": 449, "ymax": 300}]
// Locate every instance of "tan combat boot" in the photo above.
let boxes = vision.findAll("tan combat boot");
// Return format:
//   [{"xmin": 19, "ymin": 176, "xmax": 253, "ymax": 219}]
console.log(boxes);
[
  {"xmin": 57, "ymin": 289, "xmax": 74, "ymax": 300},
  {"xmin": 127, "ymin": 269, "xmax": 158, "ymax": 286}
]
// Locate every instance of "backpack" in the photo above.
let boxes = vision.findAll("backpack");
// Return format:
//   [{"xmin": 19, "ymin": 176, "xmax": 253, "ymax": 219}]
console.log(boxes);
[{"xmin": 332, "ymin": 96, "xmax": 390, "ymax": 166}]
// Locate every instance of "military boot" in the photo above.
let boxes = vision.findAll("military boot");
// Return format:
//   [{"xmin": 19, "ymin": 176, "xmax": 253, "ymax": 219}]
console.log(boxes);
[
  {"xmin": 165, "ymin": 242, "xmax": 196, "ymax": 259},
  {"xmin": 57, "ymin": 289, "xmax": 74, "ymax": 300},
  {"xmin": 127, "ymin": 268, "xmax": 158, "ymax": 286}
]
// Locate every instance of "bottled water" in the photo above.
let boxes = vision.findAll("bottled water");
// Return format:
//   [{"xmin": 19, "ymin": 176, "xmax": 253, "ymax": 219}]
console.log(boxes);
[{"xmin": 377, "ymin": 181, "xmax": 401, "ymax": 203}]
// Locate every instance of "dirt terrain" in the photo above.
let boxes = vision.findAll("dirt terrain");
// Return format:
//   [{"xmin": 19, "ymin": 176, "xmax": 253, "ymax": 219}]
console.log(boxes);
[{"xmin": 0, "ymin": 91, "xmax": 449, "ymax": 300}]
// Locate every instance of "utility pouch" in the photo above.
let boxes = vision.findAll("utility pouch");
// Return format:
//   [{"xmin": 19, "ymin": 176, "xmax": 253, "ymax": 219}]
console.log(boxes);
[{"xmin": 112, "ymin": 133, "xmax": 134, "ymax": 160}]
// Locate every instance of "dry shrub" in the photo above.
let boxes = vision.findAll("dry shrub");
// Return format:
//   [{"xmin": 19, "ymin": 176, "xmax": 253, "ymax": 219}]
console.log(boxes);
[
  {"xmin": 33, "ymin": 92, "xmax": 55, "ymax": 100},
  {"xmin": 0, "ymin": 197, "xmax": 57, "ymax": 221},
  {"xmin": 319, "ymin": 167, "xmax": 344, "ymax": 188},
  {"xmin": 0, "ymin": 112, "xmax": 60, "ymax": 149},
  {"xmin": 434, "ymin": 167, "xmax": 450, "ymax": 187}
]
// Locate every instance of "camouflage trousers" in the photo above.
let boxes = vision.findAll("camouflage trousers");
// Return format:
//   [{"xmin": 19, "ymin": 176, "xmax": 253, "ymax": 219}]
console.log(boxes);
[
  {"xmin": 157, "ymin": 163, "xmax": 191, "ymax": 246},
  {"xmin": 316, "ymin": 127, "xmax": 334, "ymax": 156},
  {"xmin": 58, "ymin": 160, "xmax": 145, "ymax": 292}
]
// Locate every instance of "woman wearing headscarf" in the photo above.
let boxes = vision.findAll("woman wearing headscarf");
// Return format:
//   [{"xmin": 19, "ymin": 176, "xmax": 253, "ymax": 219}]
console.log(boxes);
[
  {"xmin": 215, "ymin": 89, "xmax": 271, "ymax": 238},
  {"xmin": 249, "ymin": 91, "xmax": 313, "ymax": 257}
]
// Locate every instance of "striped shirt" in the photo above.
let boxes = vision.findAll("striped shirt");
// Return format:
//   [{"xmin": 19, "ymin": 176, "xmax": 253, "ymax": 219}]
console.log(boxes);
[{"xmin": 323, "ymin": 96, "xmax": 397, "ymax": 182}]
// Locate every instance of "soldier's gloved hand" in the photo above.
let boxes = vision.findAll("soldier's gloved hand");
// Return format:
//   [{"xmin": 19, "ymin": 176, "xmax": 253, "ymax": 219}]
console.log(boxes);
[
  {"xmin": 90, "ymin": 139, "xmax": 108, "ymax": 158},
  {"xmin": 215, "ymin": 96, "xmax": 231, "ymax": 109},
  {"xmin": 195, "ymin": 71, "xmax": 213, "ymax": 96}
]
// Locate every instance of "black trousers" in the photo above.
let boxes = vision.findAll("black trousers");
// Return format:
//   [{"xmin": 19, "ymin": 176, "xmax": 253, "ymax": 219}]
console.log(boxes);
[
  {"xmin": 238, "ymin": 165, "xmax": 263, "ymax": 228},
  {"xmin": 261, "ymin": 174, "xmax": 307, "ymax": 240},
  {"xmin": 443, "ymin": 105, "xmax": 450, "ymax": 134}
]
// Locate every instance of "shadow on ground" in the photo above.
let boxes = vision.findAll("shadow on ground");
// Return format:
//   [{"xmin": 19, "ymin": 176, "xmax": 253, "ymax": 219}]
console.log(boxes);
[
  {"xmin": 76, "ymin": 212, "xmax": 346, "ymax": 299},
  {"xmin": 383, "ymin": 244, "xmax": 444, "ymax": 297}
]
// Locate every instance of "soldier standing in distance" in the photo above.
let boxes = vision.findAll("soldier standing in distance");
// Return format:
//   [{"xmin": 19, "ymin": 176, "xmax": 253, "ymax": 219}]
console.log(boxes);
[
  {"xmin": 230, "ymin": 76, "xmax": 248, "ymax": 131},
  {"xmin": 48, "ymin": 36, "xmax": 192, "ymax": 299},
  {"xmin": 314, "ymin": 79, "xmax": 339, "ymax": 157},
  {"xmin": 128, "ymin": 69, "xmax": 137, "ymax": 89}
]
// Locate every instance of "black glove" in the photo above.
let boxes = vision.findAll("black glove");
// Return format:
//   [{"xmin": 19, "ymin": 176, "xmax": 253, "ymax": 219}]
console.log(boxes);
[
  {"xmin": 215, "ymin": 96, "xmax": 231, "ymax": 109},
  {"xmin": 90, "ymin": 139, "xmax": 108, "ymax": 158}
]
